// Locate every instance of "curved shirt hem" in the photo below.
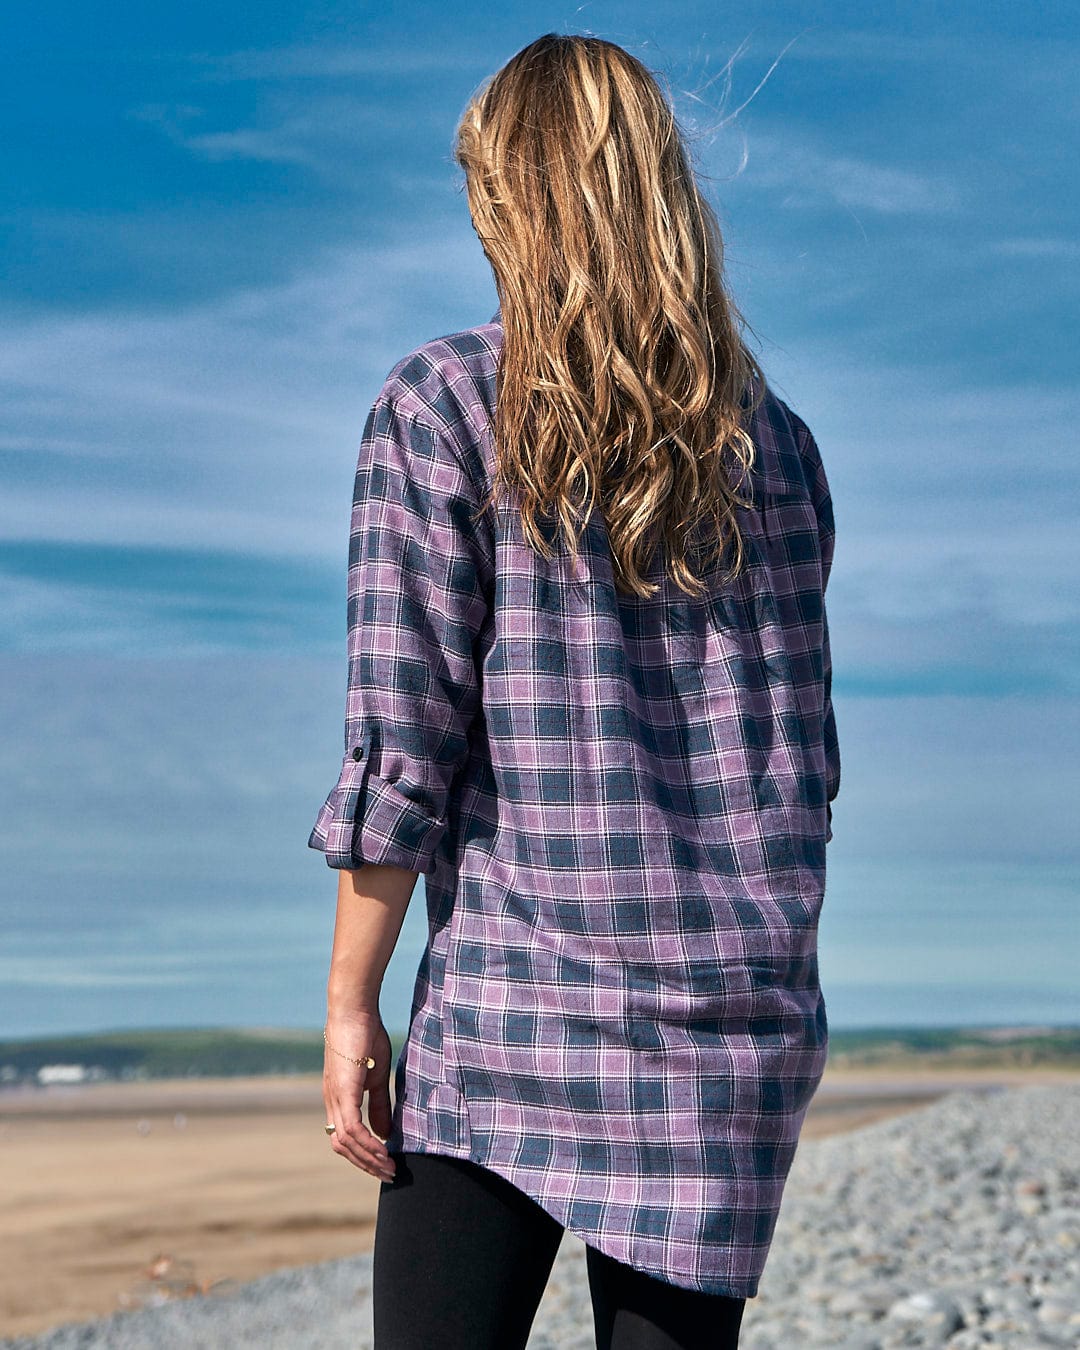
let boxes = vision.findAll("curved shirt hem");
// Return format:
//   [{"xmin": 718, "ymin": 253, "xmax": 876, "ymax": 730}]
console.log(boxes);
[{"xmin": 384, "ymin": 1130, "xmax": 764, "ymax": 1300}]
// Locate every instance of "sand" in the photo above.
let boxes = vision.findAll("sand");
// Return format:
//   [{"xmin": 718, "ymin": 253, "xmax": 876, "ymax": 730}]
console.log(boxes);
[{"xmin": 2, "ymin": 1066, "xmax": 1076, "ymax": 1340}]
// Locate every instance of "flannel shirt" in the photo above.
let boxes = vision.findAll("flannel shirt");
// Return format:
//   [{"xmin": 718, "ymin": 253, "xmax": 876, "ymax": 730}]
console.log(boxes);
[{"xmin": 309, "ymin": 310, "xmax": 840, "ymax": 1297}]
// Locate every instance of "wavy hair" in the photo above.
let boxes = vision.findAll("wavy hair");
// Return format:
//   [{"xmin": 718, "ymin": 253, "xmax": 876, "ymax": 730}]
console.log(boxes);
[{"xmin": 453, "ymin": 32, "xmax": 767, "ymax": 598}]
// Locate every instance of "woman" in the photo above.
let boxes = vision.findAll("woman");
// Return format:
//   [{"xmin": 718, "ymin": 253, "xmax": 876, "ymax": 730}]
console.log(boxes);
[{"xmin": 311, "ymin": 32, "xmax": 840, "ymax": 1350}]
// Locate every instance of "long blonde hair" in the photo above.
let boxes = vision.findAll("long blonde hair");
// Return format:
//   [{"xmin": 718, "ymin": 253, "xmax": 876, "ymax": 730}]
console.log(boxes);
[{"xmin": 454, "ymin": 33, "xmax": 767, "ymax": 598}]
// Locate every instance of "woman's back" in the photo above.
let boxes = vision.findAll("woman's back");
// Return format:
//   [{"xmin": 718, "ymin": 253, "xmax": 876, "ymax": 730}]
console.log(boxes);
[{"xmin": 309, "ymin": 308, "xmax": 839, "ymax": 1298}]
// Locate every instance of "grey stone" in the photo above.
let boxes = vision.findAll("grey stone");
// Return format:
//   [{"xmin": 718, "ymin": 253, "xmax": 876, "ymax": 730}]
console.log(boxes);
[
  {"xmin": 1036, "ymin": 1295, "xmax": 1080, "ymax": 1326},
  {"xmin": 885, "ymin": 1290, "xmax": 965, "ymax": 1334}
]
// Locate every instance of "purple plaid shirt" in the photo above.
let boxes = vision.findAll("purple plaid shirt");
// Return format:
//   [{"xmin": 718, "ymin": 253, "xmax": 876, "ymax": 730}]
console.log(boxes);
[{"xmin": 309, "ymin": 311, "xmax": 840, "ymax": 1298}]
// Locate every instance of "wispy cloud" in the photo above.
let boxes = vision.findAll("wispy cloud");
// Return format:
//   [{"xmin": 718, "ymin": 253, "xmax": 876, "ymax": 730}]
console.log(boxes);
[
  {"xmin": 762, "ymin": 26, "xmax": 1080, "ymax": 72},
  {"xmin": 988, "ymin": 236, "xmax": 1080, "ymax": 260},
  {"xmin": 0, "ymin": 542, "xmax": 339, "ymax": 657},
  {"xmin": 728, "ymin": 130, "xmax": 962, "ymax": 216},
  {"xmin": 173, "ymin": 125, "xmax": 320, "ymax": 168},
  {"xmin": 128, "ymin": 92, "xmax": 449, "ymax": 175},
  {"xmin": 0, "ymin": 956, "xmax": 203, "ymax": 989},
  {"xmin": 186, "ymin": 43, "xmax": 487, "ymax": 82}
]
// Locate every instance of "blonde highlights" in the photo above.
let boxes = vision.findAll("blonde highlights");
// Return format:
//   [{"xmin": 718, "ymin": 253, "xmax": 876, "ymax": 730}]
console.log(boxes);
[{"xmin": 454, "ymin": 33, "xmax": 766, "ymax": 597}]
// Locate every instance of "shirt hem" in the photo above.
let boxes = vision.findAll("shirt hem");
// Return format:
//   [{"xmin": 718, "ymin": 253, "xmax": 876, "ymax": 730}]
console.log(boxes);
[{"xmin": 384, "ymin": 1133, "xmax": 763, "ymax": 1300}]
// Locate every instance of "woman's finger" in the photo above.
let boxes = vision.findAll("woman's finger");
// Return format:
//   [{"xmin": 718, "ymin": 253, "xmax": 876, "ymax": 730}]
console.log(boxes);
[
  {"xmin": 325, "ymin": 1071, "xmax": 395, "ymax": 1180},
  {"xmin": 334, "ymin": 1091, "xmax": 396, "ymax": 1179}
]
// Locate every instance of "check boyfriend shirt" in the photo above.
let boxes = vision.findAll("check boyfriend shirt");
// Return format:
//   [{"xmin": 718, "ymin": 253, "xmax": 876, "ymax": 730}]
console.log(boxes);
[{"xmin": 309, "ymin": 311, "xmax": 840, "ymax": 1298}]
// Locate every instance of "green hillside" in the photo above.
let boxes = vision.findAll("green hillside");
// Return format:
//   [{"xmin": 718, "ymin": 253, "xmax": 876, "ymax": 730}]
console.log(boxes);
[
  {"xmin": 0, "ymin": 1026, "xmax": 406, "ymax": 1084},
  {"xmin": 1, "ymin": 1024, "xmax": 1078, "ymax": 1086},
  {"xmin": 823, "ymin": 1025, "xmax": 1080, "ymax": 1070}
]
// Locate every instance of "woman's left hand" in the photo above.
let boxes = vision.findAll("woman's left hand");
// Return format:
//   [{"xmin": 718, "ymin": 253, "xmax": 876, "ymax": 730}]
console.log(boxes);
[{"xmin": 322, "ymin": 1010, "xmax": 396, "ymax": 1182}]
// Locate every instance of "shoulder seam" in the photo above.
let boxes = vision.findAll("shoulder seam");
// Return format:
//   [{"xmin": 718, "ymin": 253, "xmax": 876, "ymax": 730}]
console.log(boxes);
[{"xmin": 378, "ymin": 361, "xmax": 487, "ymax": 508}]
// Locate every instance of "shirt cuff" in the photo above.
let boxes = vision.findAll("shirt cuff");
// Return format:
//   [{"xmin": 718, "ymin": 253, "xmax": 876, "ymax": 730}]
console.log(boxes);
[{"xmin": 308, "ymin": 754, "xmax": 448, "ymax": 874}]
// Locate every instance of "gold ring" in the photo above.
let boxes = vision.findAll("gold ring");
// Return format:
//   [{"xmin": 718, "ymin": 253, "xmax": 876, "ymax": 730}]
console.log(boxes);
[{"xmin": 324, "ymin": 1123, "xmax": 336, "ymax": 1135}]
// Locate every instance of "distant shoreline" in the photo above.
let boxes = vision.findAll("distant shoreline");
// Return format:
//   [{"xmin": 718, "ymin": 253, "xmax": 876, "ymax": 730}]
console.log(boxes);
[
  {"xmin": 2, "ymin": 1024, "xmax": 1079, "ymax": 1095},
  {"xmin": 3, "ymin": 1063, "xmax": 1078, "ymax": 1120}
]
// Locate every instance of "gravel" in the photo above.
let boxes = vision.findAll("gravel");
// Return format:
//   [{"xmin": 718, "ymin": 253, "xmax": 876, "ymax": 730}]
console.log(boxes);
[{"xmin": 4, "ymin": 1082, "xmax": 1078, "ymax": 1348}]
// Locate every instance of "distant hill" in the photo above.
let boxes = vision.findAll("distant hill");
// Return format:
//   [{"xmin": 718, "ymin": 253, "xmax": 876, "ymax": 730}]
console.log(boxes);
[
  {"xmin": 0, "ymin": 1027, "xmax": 366, "ymax": 1086},
  {"xmin": 823, "ymin": 1024, "xmax": 1080, "ymax": 1070},
  {"xmin": 1, "ymin": 1024, "xmax": 1078, "ymax": 1087}
]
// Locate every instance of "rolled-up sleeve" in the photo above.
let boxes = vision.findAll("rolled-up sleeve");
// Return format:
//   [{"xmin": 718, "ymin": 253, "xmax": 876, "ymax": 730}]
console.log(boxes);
[{"xmin": 308, "ymin": 376, "xmax": 492, "ymax": 874}]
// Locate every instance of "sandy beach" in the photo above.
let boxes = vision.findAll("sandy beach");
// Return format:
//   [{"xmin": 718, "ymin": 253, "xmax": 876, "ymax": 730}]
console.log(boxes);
[{"xmin": 2, "ymin": 1066, "xmax": 1077, "ymax": 1341}]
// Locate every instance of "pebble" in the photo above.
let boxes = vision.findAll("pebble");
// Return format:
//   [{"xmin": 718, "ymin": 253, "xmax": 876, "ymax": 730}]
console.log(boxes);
[{"xmin": 1, "ymin": 1082, "xmax": 1077, "ymax": 1348}]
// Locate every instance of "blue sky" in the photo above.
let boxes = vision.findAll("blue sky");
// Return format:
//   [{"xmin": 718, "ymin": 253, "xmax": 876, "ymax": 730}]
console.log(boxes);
[{"xmin": 2, "ymin": 2, "xmax": 1077, "ymax": 1038}]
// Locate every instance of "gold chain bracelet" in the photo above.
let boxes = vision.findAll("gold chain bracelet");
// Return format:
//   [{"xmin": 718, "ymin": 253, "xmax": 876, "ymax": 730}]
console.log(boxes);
[{"xmin": 323, "ymin": 1027, "xmax": 376, "ymax": 1070}]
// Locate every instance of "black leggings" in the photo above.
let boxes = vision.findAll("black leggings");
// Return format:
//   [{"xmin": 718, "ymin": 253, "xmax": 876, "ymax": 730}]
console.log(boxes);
[{"xmin": 372, "ymin": 1150, "xmax": 746, "ymax": 1350}]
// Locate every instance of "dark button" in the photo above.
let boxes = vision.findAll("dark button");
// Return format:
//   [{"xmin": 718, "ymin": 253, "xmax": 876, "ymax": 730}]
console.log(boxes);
[{"xmin": 351, "ymin": 745, "xmax": 365, "ymax": 762}]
